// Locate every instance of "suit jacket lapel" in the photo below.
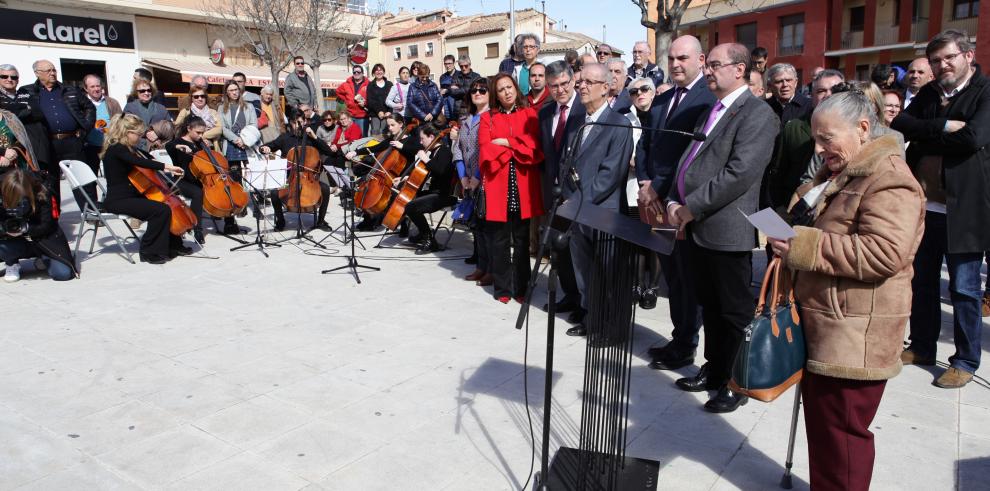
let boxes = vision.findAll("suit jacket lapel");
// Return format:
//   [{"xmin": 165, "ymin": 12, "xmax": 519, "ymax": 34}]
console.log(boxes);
[
  {"xmin": 575, "ymin": 107, "xmax": 612, "ymax": 160},
  {"xmin": 689, "ymin": 91, "xmax": 749, "ymax": 160}
]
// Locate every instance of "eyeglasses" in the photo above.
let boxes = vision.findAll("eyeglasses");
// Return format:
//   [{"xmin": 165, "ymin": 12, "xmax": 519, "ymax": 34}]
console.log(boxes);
[
  {"xmin": 469, "ymin": 87, "xmax": 488, "ymax": 95},
  {"xmin": 137, "ymin": 88, "xmax": 152, "ymax": 94},
  {"xmin": 929, "ymin": 52, "xmax": 963, "ymax": 66},
  {"xmin": 35, "ymin": 68, "xmax": 56, "ymax": 74},
  {"xmin": 323, "ymin": 118, "xmax": 334, "ymax": 122},
  {"xmin": 548, "ymin": 79, "xmax": 572, "ymax": 91},
  {"xmin": 0, "ymin": 75, "xmax": 18, "ymax": 81},
  {"xmin": 459, "ymin": 65, "xmax": 470, "ymax": 69},
  {"xmin": 705, "ymin": 60, "xmax": 743, "ymax": 71},
  {"xmin": 632, "ymin": 50, "xmax": 646, "ymax": 54},
  {"xmin": 444, "ymin": 61, "xmax": 454, "ymax": 65},
  {"xmin": 628, "ymin": 86, "xmax": 653, "ymax": 96},
  {"xmin": 192, "ymin": 94, "xmax": 207, "ymax": 99},
  {"xmin": 596, "ymin": 51, "xmax": 611, "ymax": 57},
  {"xmin": 574, "ymin": 79, "xmax": 606, "ymax": 87},
  {"xmin": 522, "ymin": 44, "xmax": 538, "ymax": 51}
]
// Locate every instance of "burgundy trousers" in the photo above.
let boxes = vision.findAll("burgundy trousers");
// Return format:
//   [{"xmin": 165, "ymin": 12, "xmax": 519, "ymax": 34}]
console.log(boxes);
[{"xmin": 801, "ymin": 371, "xmax": 887, "ymax": 491}]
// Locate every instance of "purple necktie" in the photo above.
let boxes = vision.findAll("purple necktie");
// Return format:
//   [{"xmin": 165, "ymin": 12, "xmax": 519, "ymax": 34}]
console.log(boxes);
[{"xmin": 676, "ymin": 101, "xmax": 725, "ymax": 200}]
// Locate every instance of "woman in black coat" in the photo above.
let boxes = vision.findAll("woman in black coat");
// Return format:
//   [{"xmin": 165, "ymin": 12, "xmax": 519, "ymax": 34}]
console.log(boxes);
[
  {"xmin": 0, "ymin": 168, "xmax": 76, "ymax": 281},
  {"xmin": 366, "ymin": 63, "xmax": 393, "ymax": 137}
]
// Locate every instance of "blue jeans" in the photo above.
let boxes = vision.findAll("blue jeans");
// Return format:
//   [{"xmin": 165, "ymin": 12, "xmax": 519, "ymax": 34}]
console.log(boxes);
[
  {"xmin": 0, "ymin": 238, "xmax": 74, "ymax": 281},
  {"xmin": 909, "ymin": 212, "xmax": 983, "ymax": 373},
  {"xmin": 353, "ymin": 117, "xmax": 367, "ymax": 136}
]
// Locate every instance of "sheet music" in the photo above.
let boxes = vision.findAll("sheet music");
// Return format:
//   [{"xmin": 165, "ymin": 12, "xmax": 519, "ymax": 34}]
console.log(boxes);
[{"xmin": 246, "ymin": 156, "xmax": 287, "ymax": 190}]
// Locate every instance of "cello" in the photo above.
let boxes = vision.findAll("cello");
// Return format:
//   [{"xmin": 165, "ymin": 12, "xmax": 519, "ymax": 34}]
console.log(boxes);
[
  {"xmin": 190, "ymin": 141, "xmax": 249, "ymax": 217},
  {"xmin": 278, "ymin": 145, "xmax": 323, "ymax": 213},
  {"xmin": 353, "ymin": 120, "xmax": 418, "ymax": 214},
  {"xmin": 127, "ymin": 151, "xmax": 199, "ymax": 236},
  {"xmin": 381, "ymin": 124, "xmax": 453, "ymax": 230}
]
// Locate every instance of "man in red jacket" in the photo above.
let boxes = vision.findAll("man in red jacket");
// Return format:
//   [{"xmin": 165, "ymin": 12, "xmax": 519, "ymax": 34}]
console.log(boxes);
[{"xmin": 336, "ymin": 65, "xmax": 369, "ymax": 134}]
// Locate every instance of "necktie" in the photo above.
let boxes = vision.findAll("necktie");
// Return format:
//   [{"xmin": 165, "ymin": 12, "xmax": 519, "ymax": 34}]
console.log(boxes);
[
  {"xmin": 666, "ymin": 86, "xmax": 685, "ymax": 118},
  {"xmin": 676, "ymin": 101, "xmax": 725, "ymax": 200},
  {"xmin": 554, "ymin": 104, "xmax": 568, "ymax": 150}
]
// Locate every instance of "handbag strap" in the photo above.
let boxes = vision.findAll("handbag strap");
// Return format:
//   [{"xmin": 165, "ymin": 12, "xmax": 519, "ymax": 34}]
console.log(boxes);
[{"xmin": 755, "ymin": 257, "xmax": 780, "ymax": 315}]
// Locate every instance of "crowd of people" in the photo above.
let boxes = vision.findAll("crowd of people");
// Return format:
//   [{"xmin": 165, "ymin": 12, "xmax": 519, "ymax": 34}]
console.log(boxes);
[{"xmin": 0, "ymin": 28, "xmax": 987, "ymax": 490}]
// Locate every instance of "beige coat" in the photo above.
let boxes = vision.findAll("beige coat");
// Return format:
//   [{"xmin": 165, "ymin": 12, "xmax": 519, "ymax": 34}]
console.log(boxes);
[
  {"xmin": 174, "ymin": 107, "xmax": 223, "ymax": 143},
  {"xmin": 786, "ymin": 135, "xmax": 924, "ymax": 381}
]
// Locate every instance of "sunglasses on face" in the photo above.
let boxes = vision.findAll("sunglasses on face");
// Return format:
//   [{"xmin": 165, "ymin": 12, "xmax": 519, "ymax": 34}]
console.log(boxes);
[
  {"xmin": 628, "ymin": 86, "xmax": 653, "ymax": 96},
  {"xmin": 192, "ymin": 94, "xmax": 207, "ymax": 99},
  {"xmin": 295, "ymin": 62, "xmax": 305, "ymax": 66},
  {"xmin": 353, "ymin": 70, "xmax": 363, "ymax": 75},
  {"xmin": 597, "ymin": 51, "xmax": 611, "ymax": 56},
  {"xmin": 469, "ymin": 87, "xmax": 488, "ymax": 95},
  {"xmin": 324, "ymin": 118, "xmax": 334, "ymax": 122},
  {"xmin": 0, "ymin": 75, "xmax": 18, "ymax": 81},
  {"xmin": 137, "ymin": 89, "xmax": 152, "ymax": 94}
]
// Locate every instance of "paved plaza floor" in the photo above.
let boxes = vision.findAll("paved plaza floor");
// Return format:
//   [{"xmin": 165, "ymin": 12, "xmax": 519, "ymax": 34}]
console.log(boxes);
[{"xmin": 1, "ymin": 185, "xmax": 989, "ymax": 490}]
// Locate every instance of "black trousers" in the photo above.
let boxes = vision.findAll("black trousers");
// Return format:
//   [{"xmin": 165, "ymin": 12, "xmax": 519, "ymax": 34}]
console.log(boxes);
[
  {"xmin": 50, "ymin": 135, "xmax": 85, "ymax": 207},
  {"xmin": 405, "ymin": 193, "xmax": 453, "ymax": 238},
  {"xmin": 686, "ymin": 235, "xmax": 755, "ymax": 386},
  {"xmin": 487, "ymin": 210, "xmax": 530, "ymax": 298},
  {"xmin": 174, "ymin": 180, "xmax": 204, "ymax": 231},
  {"xmin": 658, "ymin": 239, "xmax": 703, "ymax": 350},
  {"xmin": 103, "ymin": 193, "xmax": 172, "ymax": 258},
  {"xmin": 269, "ymin": 181, "xmax": 331, "ymax": 225},
  {"xmin": 73, "ymin": 144, "xmax": 102, "ymax": 211}
]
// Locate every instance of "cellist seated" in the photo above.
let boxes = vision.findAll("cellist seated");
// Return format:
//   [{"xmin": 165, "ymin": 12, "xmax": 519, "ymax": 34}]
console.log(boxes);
[
  {"xmin": 403, "ymin": 122, "xmax": 456, "ymax": 253},
  {"xmin": 259, "ymin": 110, "xmax": 334, "ymax": 232}
]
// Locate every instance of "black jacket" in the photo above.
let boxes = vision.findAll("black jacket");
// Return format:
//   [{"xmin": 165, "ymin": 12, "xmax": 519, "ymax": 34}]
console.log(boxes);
[
  {"xmin": 891, "ymin": 68, "xmax": 990, "ymax": 253},
  {"xmin": 449, "ymin": 70, "xmax": 482, "ymax": 101},
  {"xmin": 366, "ymin": 79, "xmax": 393, "ymax": 117},
  {"xmin": 16, "ymin": 192, "xmax": 77, "ymax": 277},
  {"xmin": 0, "ymin": 90, "xmax": 53, "ymax": 168},
  {"xmin": 20, "ymin": 80, "xmax": 96, "ymax": 133}
]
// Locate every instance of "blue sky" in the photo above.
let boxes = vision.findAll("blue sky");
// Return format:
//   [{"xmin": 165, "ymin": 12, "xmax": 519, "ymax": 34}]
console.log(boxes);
[{"xmin": 390, "ymin": 0, "xmax": 648, "ymax": 64}]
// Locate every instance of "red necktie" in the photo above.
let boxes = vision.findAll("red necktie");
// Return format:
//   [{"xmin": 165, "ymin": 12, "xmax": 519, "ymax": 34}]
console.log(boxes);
[{"xmin": 554, "ymin": 104, "xmax": 568, "ymax": 150}]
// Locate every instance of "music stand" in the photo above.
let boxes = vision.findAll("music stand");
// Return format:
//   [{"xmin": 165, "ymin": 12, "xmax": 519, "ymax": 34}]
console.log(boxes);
[
  {"xmin": 318, "ymin": 161, "xmax": 366, "ymax": 250},
  {"xmin": 230, "ymin": 153, "xmax": 283, "ymax": 256},
  {"xmin": 322, "ymin": 157, "xmax": 380, "ymax": 284}
]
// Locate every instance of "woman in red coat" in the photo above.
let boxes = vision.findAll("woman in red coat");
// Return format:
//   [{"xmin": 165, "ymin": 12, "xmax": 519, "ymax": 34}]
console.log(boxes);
[{"xmin": 479, "ymin": 73, "xmax": 543, "ymax": 303}]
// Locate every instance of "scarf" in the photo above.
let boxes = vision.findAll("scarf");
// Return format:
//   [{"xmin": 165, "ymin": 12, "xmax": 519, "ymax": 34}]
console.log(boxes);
[
  {"xmin": 0, "ymin": 109, "xmax": 38, "ymax": 170},
  {"xmin": 191, "ymin": 103, "xmax": 217, "ymax": 128}
]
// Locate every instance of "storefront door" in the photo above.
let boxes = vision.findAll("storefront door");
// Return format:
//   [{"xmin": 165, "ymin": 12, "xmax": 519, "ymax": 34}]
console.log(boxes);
[{"xmin": 59, "ymin": 58, "xmax": 107, "ymax": 88}]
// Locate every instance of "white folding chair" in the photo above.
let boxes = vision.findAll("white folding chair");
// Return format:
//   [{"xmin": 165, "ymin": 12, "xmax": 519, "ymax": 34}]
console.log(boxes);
[{"xmin": 59, "ymin": 160, "xmax": 139, "ymax": 264}]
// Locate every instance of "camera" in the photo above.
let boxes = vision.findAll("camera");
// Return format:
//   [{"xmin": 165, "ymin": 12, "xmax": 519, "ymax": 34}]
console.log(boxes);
[{"xmin": 0, "ymin": 198, "xmax": 31, "ymax": 236}]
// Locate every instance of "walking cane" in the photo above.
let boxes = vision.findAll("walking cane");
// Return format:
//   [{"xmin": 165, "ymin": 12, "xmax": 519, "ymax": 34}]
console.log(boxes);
[{"xmin": 780, "ymin": 382, "xmax": 802, "ymax": 489}]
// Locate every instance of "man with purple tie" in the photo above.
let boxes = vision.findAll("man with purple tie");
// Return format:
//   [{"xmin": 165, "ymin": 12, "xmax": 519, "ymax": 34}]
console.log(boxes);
[{"xmin": 666, "ymin": 43, "xmax": 780, "ymax": 413}]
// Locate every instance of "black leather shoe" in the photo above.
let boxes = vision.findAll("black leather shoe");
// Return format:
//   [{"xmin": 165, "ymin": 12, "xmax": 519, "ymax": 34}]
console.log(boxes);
[
  {"xmin": 566, "ymin": 309, "xmax": 585, "ymax": 324},
  {"xmin": 543, "ymin": 298, "xmax": 579, "ymax": 313},
  {"xmin": 404, "ymin": 234, "xmax": 425, "ymax": 246},
  {"xmin": 193, "ymin": 229, "xmax": 205, "ymax": 245},
  {"xmin": 675, "ymin": 364, "xmax": 716, "ymax": 392},
  {"xmin": 464, "ymin": 255, "xmax": 478, "ymax": 265},
  {"xmin": 566, "ymin": 325, "xmax": 587, "ymax": 337},
  {"xmin": 223, "ymin": 219, "xmax": 241, "ymax": 235},
  {"xmin": 416, "ymin": 237, "xmax": 440, "ymax": 254},
  {"xmin": 273, "ymin": 218, "xmax": 286, "ymax": 232},
  {"xmin": 639, "ymin": 288, "xmax": 658, "ymax": 310},
  {"xmin": 169, "ymin": 244, "xmax": 193, "ymax": 258},
  {"xmin": 139, "ymin": 254, "xmax": 170, "ymax": 264},
  {"xmin": 704, "ymin": 386, "xmax": 749, "ymax": 413},
  {"xmin": 649, "ymin": 348, "xmax": 695, "ymax": 370},
  {"xmin": 310, "ymin": 220, "xmax": 332, "ymax": 231}
]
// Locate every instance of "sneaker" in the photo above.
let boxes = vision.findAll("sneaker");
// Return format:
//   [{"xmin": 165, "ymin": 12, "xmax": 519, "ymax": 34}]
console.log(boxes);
[
  {"xmin": 982, "ymin": 292, "xmax": 990, "ymax": 317},
  {"xmin": 900, "ymin": 349, "xmax": 936, "ymax": 366},
  {"xmin": 3, "ymin": 263, "xmax": 21, "ymax": 282},
  {"xmin": 33, "ymin": 257, "xmax": 48, "ymax": 270},
  {"xmin": 934, "ymin": 367, "xmax": 974, "ymax": 389},
  {"xmin": 129, "ymin": 218, "xmax": 143, "ymax": 229}
]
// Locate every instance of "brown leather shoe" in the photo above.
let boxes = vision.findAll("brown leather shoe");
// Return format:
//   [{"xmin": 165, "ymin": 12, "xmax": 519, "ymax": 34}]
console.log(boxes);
[
  {"xmin": 476, "ymin": 273, "xmax": 493, "ymax": 286},
  {"xmin": 934, "ymin": 367, "xmax": 973, "ymax": 388},
  {"xmin": 900, "ymin": 349, "xmax": 935, "ymax": 366},
  {"xmin": 464, "ymin": 270, "xmax": 485, "ymax": 281},
  {"xmin": 982, "ymin": 292, "xmax": 990, "ymax": 317}
]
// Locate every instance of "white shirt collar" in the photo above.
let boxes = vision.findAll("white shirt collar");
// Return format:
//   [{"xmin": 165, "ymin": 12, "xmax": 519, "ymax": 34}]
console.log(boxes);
[
  {"xmin": 88, "ymin": 95, "xmax": 105, "ymax": 105},
  {"xmin": 585, "ymin": 100, "xmax": 609, "ymax": 123},
  {"xmin": 556, "ymin": 91, "xmax": 576, "ymax": 114},
  {"xmin": 941, "ymin": 72, "xmax": 972, "ymax": 98},
  {"xmin": 718, "ymin": 84, "xmax": 750, "ymax": 111},
  {"xmin": 681, "ymin": 71, "xmax": 704, "ymax": 92}
]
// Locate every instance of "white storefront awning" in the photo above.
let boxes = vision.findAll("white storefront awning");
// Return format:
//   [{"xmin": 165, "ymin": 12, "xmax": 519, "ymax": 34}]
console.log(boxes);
[{"xmin": 143, "ymin": 58, "xmax": 348, "ymax": 89}]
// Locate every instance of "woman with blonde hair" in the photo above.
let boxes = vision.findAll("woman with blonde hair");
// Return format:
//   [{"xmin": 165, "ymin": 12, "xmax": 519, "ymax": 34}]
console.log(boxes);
[{"xmin": 100, "ymin": 114, "xmax": 190, "ymax": 264}]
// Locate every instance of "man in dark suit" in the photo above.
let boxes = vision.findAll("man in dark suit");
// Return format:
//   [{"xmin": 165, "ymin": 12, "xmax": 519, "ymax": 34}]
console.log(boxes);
[
  {"xmin": 538, "ymin": 61, "xmax": 587, "ymax": 324},
  {"xmin": 635, "ymin": 35, "xmax": 715, "ymax": 371},
  {"xmin": 607, "ymin": 60, "xmax": 633, "ymax": 114},
  {"xmin": 560, "ymin": 63, "xmax": 634, "ymax": 337},
  {"xmin": 766, "ymin": 63, "xmax": 811, "ymax": 125},
  {"xmin": 666, "ymin": 43, "xmax": 780, "ymax": 413}
]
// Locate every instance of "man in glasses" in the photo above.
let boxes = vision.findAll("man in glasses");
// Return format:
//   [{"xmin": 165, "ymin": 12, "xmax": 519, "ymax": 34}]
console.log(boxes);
[
  {"xmin": 635, "ymin": 35, "xmax": 714, "ymax": 373},
  {"xmin": 0, "ymin": 64, "xmax": 52, "ymax": 178},
  {"xmin": 665, "ymin": 42, "xmax": 778, "ymax": 413},
  {"xmin": 893, "ymin": 29, "xmax": 990, "ymax": 389},
  {"xmin": 284, "ymin": 55, "xmax": 317, "ymax": 109},
  {"xmin": 595, "ymin": 44, "xmax": 614, "ymax": 64},
  {"xmin": 628, "ymin": 41, "xmax": 665, "ymax": 89},
  {"xmin": 79, "ymin": 74, "xmax": 122, "ymax": 206},
  {"xmin": 21, "ymin": 59, "xmax": 95, "ymax": 205},
  {"xmin": 537, "ymin": 60, "xmax": 587, "ymax": 327},
  {"xmin": 449, "ymin": 55, "xmax": 481, "ymax": 116},
  {"xmin": 231, "ymin": 72, "xmax": 262, "ymax": 117},
  {"xmin": 512, "ymin": 33, "xmax": 542, "ymax": 95},
  {"xmin": 439, "ymin": 54, "xmax": 458, "ymax": 119},
  {"xmin": 336, "ymin": 65, "xmax": 368, "ymax": 134},
  {"xmin": 560, "ymin": 63, "xmax": 634, "ymax": 338}
]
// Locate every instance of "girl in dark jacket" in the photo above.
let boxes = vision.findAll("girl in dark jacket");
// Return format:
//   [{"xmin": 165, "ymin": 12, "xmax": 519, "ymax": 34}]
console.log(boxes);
[
  {"xmin": 407, "ymin": 64, "xmax": 443, "ymax": 123},
  {"xmin": 0, "ymin": 168, "xmax": 76, "ymax": 281},
  {"xmin": 366, "ymin": 64, "xmax": 393, "ymax": 137}
]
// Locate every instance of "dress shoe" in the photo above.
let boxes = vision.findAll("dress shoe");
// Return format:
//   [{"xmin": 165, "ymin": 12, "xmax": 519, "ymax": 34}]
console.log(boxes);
[
  {"xmin": 476, "ymin": 273, "xmax": 493, "ymax": 286},
  {"xmin": 649, "ymin": 347, "xmax": 696, "ymax": 370},
  {"xmin": 404, "ymin": 234, "xmax": 425, "ymax": 246},
  {"xmin": 497, "ymin": 296, "xmax": 511, "ymax": 304},
  {"xmin": 704, "ymin": 386, "xmax": 749, "ymax": 413},
  {"xmin": 464, "ymin": 255, "xmax": 478, "ymax": 265},
  {"xmin": 273, "ymin": 218, "xmax": 286, "ymax": 232},
  {"xmin": 543, "ymin": 298, "xmax": 579, "ymax": 313},
  {"xmin": 566, "ymin": 309, "xmax": 585, "ymax": 324},
  {"xmin": 223, "ymin": 220, "xmax": 241, "ymax": 235},
  {"xmin": 193, "ymin": 229, "xmax": 205, "ymax": 245},
  {"xmin": 310, "ymin": 220, "xmax": 332, "ymax": 231},
  {"xmin": 934, "ymin": 367, "xmax": 974, "ymax": 388},
  {"xmin": 464, "ymin": 270, "xmax": 485, "ymax": 281},
  {"xmin": 169, "ymin": 244, "xmax": 194, "ymax": 258},
  {"xmin": 982, "ymin": 291, "xmax": 990, "ymax": 317},
  {"xmin": 139, "ymin": 254, "xmax": 170, "ymax": 264},
  {"xmin": 675, "ymin": 364, "xmax": 717, "ymax": 392},
  {"xmin": 639, "ymin": 288, "xmax": 658, "ymax": 310},
  {"xmin": 398, "ymin": 226, "xmax": 410, "ymax": 238},
  {"xmin": 416, "ymin": 237, "xmax": 440, "ymax": 253},
  {"xmin": 355, "ymin": 219, "xmax": 375, "ymax": 231},
  {"xmin": 900, "ymin": 349, "xmax": 935, "ymax": 366},
  {"xmin": 514, "ymin": 296, "xmax": 526, "ymax": 304},
  {"xmin": 566, "ymin": 325, "xmax": 587, "ymax": 337}
]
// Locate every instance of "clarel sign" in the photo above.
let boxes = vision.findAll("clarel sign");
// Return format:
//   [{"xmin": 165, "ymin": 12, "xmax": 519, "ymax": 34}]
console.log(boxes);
[{"xmin": 0, "ymin": 8, "xmax": 135, "ymax": 50}]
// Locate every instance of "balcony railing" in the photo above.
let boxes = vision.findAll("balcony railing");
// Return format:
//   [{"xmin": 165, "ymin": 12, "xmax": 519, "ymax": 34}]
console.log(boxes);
[
  {"xmin": 945, "ymin": 16, "xmax": 979, "ymax": 37},
  {"xmin": 910, "ymin": 20, "xmax": 929, "ymax": 43},
  {"xmin": 328, "ymin": 0, "xmax": 367, "ymax": 15},
  {"xmin": 778, "ymin": 44, "xmax": 804, "ymax": 56},
  {"xmin": 841, "ymin": 31, "xmax": 865, "ymax": 50},
  {"xmin": 874, "ymin": 25, "xmax": 899, "ymax": 46}
]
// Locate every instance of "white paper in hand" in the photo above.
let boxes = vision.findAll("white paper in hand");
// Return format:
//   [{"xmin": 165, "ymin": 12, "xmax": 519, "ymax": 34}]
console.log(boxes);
[{"xmin": 742, "ymin": 208, "xmax": 796, "ymax": 240}]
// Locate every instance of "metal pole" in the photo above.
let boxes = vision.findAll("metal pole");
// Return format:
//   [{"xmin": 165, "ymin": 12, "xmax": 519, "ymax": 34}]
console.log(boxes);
[{"xmin": 509, "ymin": 0, "xmax": 516, "ymax": 44}]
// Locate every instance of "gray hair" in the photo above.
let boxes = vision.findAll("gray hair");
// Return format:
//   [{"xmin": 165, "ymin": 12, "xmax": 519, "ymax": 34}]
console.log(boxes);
[
  {"xmin": 814, "ymin": 68, "xmax": 845, "ymax": 83},
  {"xmin": 518, "ymin": 33, "xmax": 541, "ymax": 50},
  {"xmin": 766, "ymin": 63, "xmax": 798, "ymax": 82},
  {"xmin": 0, "ymin": 64, "xmax": 17, "ymax": 74},
  {"xmin": 607, "ymin": 59, "xmax": 627, "ymax": 71},
  {"xmin": 584, "ymin": 63, "xmax": 610, "ymax": 86},
  {"xmin": 260, "ymin": 84, "xmax": 274, "ymax": 95},
  {"xmin": 546, "ymin": 60, "xmax": 573, "ymax": 81},
  {"xmin": 457, "ymin": 55, "xmax": 471, "ymax": 65},
  {"xmin": 813, "ymin": 90, "xmax": 883, "ymax": 138},
  {"xmin": 633, "ymin": 41, "xmax": 651, "ymax": 53},
  {"xmin": 82, "ymin": 74, "xmax": 102, "ymax": 86},
  {"xmin": 629, "ymin": 76, "xmax": 656, "ymax": 91}
]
